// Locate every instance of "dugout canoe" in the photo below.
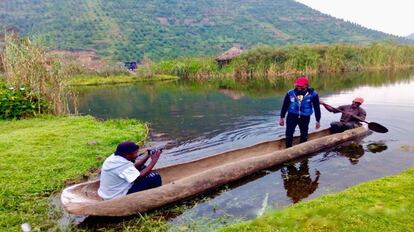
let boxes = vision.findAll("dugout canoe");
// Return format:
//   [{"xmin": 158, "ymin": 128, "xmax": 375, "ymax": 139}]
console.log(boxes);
[{"xmin": 61, "ymin": 127, "xmax": 370, "ymax": 216}]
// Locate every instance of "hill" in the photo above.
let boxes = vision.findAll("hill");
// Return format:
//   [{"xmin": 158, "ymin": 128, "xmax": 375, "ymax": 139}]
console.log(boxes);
[
  {"xmin": 407, "ymin": 33, "xmax": 414, "ymax": 40},
  {"xmin": 0, "ymin": 0, "xmax": 404, "ymax": 61}
]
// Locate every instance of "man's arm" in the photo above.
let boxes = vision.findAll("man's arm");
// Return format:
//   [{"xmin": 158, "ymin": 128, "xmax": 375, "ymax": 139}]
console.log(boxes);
[
  {"xmin": 321, "ymin": 101, "xmax": 341, "ymax": 113},
  {"xmin": 134, "ymin": 153, "xmax": 150, "ymax": 169},
  {"xmin": 280, "ymin": 93, "xmax": 290, "ymax": 119},
  {"xmin": 357, "ymin": 108, "xmax": 367, "ymax": 121},
  {"xmin": 136, "ymin": 151, "xmax": 160, "ymax": 178},
  {"xmin": 312, "ymin": 94, "xmax": 321, "ymax": 122}
]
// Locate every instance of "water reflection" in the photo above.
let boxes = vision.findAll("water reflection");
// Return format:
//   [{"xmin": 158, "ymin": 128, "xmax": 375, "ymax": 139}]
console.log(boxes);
[
  {"xmin": 367, "ymin": 142, "xmax": 388, "ymax": 153},
  {"xmin": 281, "ymin": 159, "xmax": 320, "ymax": 203},
  {"xmin": 335, "ymin": 144, "xmax": 365, "ymax": 165},
  {"xmin": 331, "ymin": 141, "xmax": 388, "ymax": 165},
  {"xmin": 72, "ymin": 69, "xmax": 414, "ymax": 231},
  {"xmin": 281, "ymin": 140, "xmax": 388, "ymax": 204},
  {"xmin": 218, "ymin": 88, "xmax": 245, "ymax": 100}
]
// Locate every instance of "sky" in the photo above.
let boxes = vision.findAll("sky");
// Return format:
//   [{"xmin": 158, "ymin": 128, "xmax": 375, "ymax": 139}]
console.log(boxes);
[{"xmin": 295, "ymin": 0, "xmax": 414, "ymax": 37}]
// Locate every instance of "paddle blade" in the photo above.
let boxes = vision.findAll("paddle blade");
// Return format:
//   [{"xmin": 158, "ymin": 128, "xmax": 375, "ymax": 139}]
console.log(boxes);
[{"xmin": 368, "ymin": 122, "xmax": 388, "ymax": 133}]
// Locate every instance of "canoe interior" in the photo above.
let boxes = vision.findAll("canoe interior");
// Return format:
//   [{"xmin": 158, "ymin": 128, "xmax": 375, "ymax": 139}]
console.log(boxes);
[{"xmin": 65, "ymin": 129, "xmax": 332, "ymax": 202}]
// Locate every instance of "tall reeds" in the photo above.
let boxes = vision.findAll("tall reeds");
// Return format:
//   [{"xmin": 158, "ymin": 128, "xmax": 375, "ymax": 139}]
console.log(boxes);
[
  {"xmin": 145, "ymin": 43, "xmax": 414, "ymax": 81},
  {"xmin": 1, "ymin": 34, "xmax": 76, "ymax": 115}
]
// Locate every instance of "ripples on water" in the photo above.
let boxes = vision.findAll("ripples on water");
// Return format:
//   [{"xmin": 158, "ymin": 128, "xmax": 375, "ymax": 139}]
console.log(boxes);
[
  {"xmin": 75, "ymin": 71, "xmax": 414, "ymax": 231},
  {"xmin": 159, "ymin": 114, "xmax": 284, "ymax": 166}
]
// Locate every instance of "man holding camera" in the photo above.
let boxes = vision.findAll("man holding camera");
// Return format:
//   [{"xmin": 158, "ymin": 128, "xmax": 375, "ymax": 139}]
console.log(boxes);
[{"xmin": 98, "ymin": 141, "xmax": 162, "ymax": 200}]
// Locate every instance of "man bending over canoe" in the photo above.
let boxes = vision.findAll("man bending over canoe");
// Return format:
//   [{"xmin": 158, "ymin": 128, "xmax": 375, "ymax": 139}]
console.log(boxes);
[
  {"xmin": 98, "ymin": 141, "xmax": 162, "ymax": 200},
  {"xmin": 321, "ymin": 97, "xmax": 366, "ymax": 133}
]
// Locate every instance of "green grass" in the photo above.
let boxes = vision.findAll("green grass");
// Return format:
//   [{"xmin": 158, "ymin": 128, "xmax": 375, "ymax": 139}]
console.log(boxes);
[
  {"xmin": 0, "ymin": 116, "xmax": 148, "ymax": 231},
  {"xmin": 67, "ymin": 74, "xmax": 180, "ymax": 86},
  {"xmin": 220, "ymin": 167, "xmax": 414, "ymax": 232}
]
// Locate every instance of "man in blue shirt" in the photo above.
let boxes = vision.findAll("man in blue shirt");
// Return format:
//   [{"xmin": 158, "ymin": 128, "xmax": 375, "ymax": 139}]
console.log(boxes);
[{"xmin": 279, "ymin": 76, "xmax": 321, "ymax": 148}]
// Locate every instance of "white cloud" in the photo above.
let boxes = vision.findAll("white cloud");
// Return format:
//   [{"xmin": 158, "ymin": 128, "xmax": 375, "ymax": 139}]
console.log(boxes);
[{"xmin": 295, "ymin": 0, "xmax": 414, "ymax": 36}]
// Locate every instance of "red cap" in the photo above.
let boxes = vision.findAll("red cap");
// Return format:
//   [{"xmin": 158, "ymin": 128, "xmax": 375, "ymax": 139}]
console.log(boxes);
[
  {"xmin": 294, "ymin": 76, "xmax": 309, "ymax": 87},
  {"xmin": 353, "ymin": 97, "xmax": 364, "ymax": 104}
]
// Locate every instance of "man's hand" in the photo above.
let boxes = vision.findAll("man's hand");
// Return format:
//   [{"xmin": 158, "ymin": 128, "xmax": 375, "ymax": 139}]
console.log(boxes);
[
  {"xmin": 150, "ymin": 150, "xmax": 161, "ymax": 163},
  {"xmin": 279, "ymin": 118, "xmax": 285, "ymax": 126},
  {"xmin": 315, "ymin": 121, "xmax": 321, "ymax": 129},
  {"xmin": 139, "ymin": 150, "xmax": 161, "ymax": 178}
]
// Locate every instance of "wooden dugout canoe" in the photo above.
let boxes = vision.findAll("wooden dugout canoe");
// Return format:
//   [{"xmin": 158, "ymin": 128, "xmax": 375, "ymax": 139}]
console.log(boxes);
[{"xmin": 61, "ymin": 127, "xmax": 370, "ymax": 216}]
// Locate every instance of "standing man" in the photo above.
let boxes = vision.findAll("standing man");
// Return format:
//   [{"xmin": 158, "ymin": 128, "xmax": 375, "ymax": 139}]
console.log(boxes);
[
  {"xmin": 279, "ymin": 76, "xmax": 321, "ymax": 148},
  {"xmin": 321, "ymin": 97, "xmax": 366, "ymax": 133}
]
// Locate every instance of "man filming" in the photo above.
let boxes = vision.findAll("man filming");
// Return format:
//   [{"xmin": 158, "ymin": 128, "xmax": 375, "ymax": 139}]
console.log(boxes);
[{"xmin": 98, "ymin": 141, "xmax": 162, "ymax": 200}]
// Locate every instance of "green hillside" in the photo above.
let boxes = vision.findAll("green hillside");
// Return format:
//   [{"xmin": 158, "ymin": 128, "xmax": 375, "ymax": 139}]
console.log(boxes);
[{"xmin": 0, "ymin": 0, "xmax": 404, "ymax": 61}]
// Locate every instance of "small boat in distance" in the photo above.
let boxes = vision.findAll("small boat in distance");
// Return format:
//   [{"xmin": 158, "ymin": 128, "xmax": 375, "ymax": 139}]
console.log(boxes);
[{"xmin": 61, "ymin": 127, "xmax": 370, "ymax": 216}]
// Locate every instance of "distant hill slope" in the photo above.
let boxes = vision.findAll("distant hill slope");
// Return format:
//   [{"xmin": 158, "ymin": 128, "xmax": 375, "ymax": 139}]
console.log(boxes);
[
  {"xmin": 407, "ymin": 33, "xmax": 414, "ymax": 40},
  {"xmin": 0, "ymin": 0, "xmax": 404, "ymax": 61}
]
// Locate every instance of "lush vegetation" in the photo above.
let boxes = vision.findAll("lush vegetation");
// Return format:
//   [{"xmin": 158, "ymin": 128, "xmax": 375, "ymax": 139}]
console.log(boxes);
[
  {"xmin": 0, "ymin": 0, "xmax": 405, "ymax": 61},
  {"xmin": 0, "ymin": 116, "xmax": 148, "ymax": 231},
  {"xmin": 220, "ymin": 167, "xmax": 414, "ymax": 232},
  {"xmin": 147, "ymin": 43, "xmax": 414, "ymax": 80},
  {"xmin": 1, "ymin": 34, "xmax": 75, "ymax": 118},
  {"xmin": 0, "ymin": 82, "xmax": 48, "ymax": 119}
]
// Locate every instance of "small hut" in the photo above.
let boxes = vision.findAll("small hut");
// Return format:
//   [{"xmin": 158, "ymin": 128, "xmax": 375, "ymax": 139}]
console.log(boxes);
[{"xmin": 215, "ymin": 46, "xmax": 244, "ymax": 67}]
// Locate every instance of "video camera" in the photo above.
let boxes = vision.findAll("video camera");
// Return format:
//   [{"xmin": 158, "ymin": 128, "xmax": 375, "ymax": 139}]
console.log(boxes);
[{"xmin": 147, "ymin": 148, "xmax": 163, "ymax": 157}]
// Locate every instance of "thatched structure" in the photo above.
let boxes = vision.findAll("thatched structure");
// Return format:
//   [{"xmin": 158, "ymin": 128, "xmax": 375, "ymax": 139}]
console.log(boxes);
[{"xmin": 216, "ymin": 46, "xmax": 244, "ymax": 67}]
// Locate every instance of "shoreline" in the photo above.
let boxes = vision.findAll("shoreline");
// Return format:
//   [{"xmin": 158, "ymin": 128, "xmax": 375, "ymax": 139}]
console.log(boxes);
[
  {"xmin": 220, "ymin": 167, "xmax": 414, "ymax": 231},
  {"xmin": 0, "ymin": 115, "xmax": 148, "ymax": 231},
  {"xmin": 67, "ymin": 74, "xmax": 180, "ymax": 86}
]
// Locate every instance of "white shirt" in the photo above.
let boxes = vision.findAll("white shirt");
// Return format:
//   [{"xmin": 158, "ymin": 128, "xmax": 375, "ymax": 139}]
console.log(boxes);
[{"xmin": 98, "ymin": 154, "xmax": 140, "ymax": 200}]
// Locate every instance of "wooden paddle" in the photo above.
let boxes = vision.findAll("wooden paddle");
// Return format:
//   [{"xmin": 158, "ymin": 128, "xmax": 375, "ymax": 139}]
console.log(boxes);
[{"xmin": 321, "ymin": 102, "xmax": 388, "ymax": 133}]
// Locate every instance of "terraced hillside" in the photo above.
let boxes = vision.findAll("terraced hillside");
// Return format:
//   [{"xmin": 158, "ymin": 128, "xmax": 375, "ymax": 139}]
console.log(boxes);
[{"xmin": 0, "ymin": 0, "xmax": 403, "ymax": 61}]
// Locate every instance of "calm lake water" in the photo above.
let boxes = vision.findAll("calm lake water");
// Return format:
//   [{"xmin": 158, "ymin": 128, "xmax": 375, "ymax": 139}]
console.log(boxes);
[{"xmin": 75, "ymin": 69, "xmax": 414, "ymax": 230}]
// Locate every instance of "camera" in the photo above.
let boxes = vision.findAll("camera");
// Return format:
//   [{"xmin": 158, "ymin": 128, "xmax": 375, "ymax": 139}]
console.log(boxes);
[{"xmin": 147, "ymin": 148, "xmax": 163, "ymax": 156}]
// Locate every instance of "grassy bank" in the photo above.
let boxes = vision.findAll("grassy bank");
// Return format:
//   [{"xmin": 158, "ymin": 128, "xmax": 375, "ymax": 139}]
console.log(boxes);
[
  {"xmin": 67, "ymin": 74, "xmax": 180, "ymax": 86},
  {"xmin": 148, "ymin": 43, "xmax": 414, "ymax": 81},
  {"xmin": 220, "ymin": 167, "xmax": 414, "ymax": 232},
  {"xmin": 0, "ymin": 116, "xmax": 148, "ymax": 231}
]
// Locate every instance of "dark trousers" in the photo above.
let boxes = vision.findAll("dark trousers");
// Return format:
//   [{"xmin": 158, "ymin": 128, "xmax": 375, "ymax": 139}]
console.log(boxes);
[
  {"xmin": 330, "ymin": 121, "xmax": 358, "ymax": 133},
  {"xmin": 127, "ymin": 172, "xmax": 162, "ymax": 194},
  {"xmin": 285, "ymin": 113, "xmax": 311, "ymax": 148}
]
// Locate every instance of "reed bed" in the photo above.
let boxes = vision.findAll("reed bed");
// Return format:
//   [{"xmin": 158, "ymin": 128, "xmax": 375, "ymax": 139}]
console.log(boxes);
[
  {"xmin": 1, "ymin": 34, "xmax": 77, "ymax": 115},
  {"xmin": 146, "ymin": 43, "xmax": 414, "ymax": 81}
]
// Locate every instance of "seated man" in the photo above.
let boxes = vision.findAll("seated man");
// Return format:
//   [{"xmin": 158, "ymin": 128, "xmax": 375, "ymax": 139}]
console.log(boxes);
[
  {"xmin": 98, "ymin": 141, "xmax": 162, "ymax": 200},
  {"xmin": 321, "ymin": 97, "xmax": 366, "ymax": 133}
]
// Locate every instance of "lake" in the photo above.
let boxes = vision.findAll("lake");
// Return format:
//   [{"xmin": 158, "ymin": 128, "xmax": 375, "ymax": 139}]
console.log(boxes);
[{"xmin": 75, "ymin": 69, "xmax": 414, "ymax": 230}]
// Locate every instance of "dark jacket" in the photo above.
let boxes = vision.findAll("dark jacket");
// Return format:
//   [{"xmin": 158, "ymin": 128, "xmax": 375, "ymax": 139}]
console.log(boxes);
[
  {"xmin": 281, "ymin": 88, "xmax": 321, "ymax": 121},
  {"xmin": 336, "ymin": 105, "xmax": 366, "ymax": 124}
]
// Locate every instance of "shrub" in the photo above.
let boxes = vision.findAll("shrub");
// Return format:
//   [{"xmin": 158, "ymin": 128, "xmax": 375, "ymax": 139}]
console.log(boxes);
[{"xmin": 0, "ymin": 85, "xmax": 48, "ymax": 119}]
